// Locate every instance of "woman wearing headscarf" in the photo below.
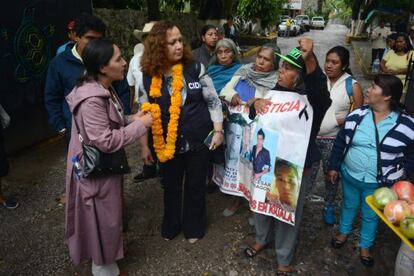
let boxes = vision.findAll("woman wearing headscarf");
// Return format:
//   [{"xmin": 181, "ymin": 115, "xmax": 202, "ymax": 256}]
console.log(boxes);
[
  {"xmin": 244, "ymin": 38, "xmax": 331, "ymax": 275},
  {"xmin": 220, "ymin": 44, "xmax": 280, "ymax": 217},
  {"xmin": 207, "ymin": 38, "xmax": 241, "ymax": 94},
  {"xmin": 221, "ymin": 43, "xmax": 280, "ymax": 107},
  {"xmin": 205, "ymin": 38, "xmax": 241, "ymax": 193}
]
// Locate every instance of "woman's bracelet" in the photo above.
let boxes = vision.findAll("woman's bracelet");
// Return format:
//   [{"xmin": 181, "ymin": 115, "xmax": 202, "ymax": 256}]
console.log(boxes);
[{"xmin": 214, "ymin": 130, "xmax": 224, "ymax": 134}]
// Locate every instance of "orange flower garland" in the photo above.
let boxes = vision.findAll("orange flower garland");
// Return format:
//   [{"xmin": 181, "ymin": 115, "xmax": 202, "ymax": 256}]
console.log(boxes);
[{"xmin": 141, "ymin": 63, "xmax": 183, "ymax": 162}]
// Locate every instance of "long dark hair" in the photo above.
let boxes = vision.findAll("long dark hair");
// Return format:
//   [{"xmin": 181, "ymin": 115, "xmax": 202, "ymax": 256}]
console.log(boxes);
[
  {"xmin": 76, "ymin": 39, "xmax": 114, "ymax": 86},
  {"xmin": 374, "ymin": 74, "xmax": 403, "ymax": 111},
  {"xmin": 326, "ymin": 46, "xmax": 353, "ymax": 76}
]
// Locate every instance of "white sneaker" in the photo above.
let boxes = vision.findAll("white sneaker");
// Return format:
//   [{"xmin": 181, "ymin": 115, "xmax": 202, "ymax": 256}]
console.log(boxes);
[{"xmin": 188, "ymin": 238, "xmax": 198, "ymax": 244}]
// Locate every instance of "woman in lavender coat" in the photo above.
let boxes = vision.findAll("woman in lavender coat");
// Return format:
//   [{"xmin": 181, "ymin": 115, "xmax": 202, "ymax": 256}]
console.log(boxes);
[{"xmin": 65, "ymin": 39, "xmax": 152, "ymax": 275}]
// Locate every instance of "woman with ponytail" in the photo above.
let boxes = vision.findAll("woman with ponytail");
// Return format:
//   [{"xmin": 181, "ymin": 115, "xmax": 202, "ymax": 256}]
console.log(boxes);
[
  {"xmin": 307, "ymin": 46, "xmax": 363, "ymax": 225},
  {"xmin": 65, "ymin": 39, "xmax": 152, "ymax": 275}
]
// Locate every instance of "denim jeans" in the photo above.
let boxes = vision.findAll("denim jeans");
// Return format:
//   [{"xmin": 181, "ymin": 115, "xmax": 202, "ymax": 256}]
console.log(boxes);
[{"xmin": 339, "ymin": 168, "xmax": 378, "ymax": 248}]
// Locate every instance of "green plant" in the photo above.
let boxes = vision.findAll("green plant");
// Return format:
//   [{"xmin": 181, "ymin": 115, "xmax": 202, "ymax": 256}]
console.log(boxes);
[
  {"xmin": 160, "ymin": 0, "xmax": 187, "ymax": 12},
  {"xmin": 237, "ymin": 0, "xmax": 288, "ymax": 28},
  {"xmin": 377, "ymin": 0, "xmax": 414, "ymax": 10},
  {"xmin": 92, "ymin": 0, "xmax": 145, "ymax": 9}
]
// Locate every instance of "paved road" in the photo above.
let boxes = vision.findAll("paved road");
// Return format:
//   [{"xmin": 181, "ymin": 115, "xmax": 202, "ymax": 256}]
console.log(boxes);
[{"xmin": 0, "ymin": 23, "xmax": 398, "ymax": 275}]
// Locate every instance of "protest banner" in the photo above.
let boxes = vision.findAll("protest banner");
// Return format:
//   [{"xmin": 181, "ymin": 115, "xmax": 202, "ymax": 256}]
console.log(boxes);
[{"xmin": 213, "ymin": 90, "xmax": 313, "ymax": 225}]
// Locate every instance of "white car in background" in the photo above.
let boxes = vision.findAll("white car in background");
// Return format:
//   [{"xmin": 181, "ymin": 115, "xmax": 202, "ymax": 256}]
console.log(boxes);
[
  {"xmin": 311, "ymin": 16, "xmax": 325, "ymax": 30},
  {"xmin": 278, "ymin": 19, "xmax": 301, "ymax": 37},
  {"xmin": 295, "ymin": 15, "xmax": 310, "ymax": 31}
]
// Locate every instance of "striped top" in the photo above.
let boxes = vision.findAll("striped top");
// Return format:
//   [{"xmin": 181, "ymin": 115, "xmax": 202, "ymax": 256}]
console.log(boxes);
[{"xmin": 329, "ymin": 105, "xmax": 414, "ymax": 186}]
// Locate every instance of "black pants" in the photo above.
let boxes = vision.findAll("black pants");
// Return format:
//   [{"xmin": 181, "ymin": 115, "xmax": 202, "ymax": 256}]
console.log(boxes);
[
  {"xmin": 0, "ymin": 127, "xmax": 9, "ymax": 177},
  {"xmin": 161, "ymin": 146, "xmax": 210, "ymax": 239},
  {"xmin": 372, "ymin": 48, "xmax": 385, "ymax": 65}
]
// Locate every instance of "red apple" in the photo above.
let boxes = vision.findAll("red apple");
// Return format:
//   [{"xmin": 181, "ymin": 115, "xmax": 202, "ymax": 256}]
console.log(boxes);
[
  {"xmin": 409, "ymin": 203, "xmax": 414, "ymax": 215},
  {"xmin": 392, "ymin": 181, "xmax": 414, "ymax": 203},
  {"xmin": 384, "ymin": 200, "xmax": 411, "ymax": 224}
]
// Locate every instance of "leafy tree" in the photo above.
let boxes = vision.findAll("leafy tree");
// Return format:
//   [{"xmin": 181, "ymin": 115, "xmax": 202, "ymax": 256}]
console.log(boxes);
[
  {"xmin": 237, "ymin": 0, "xmax": 288, "ymax": 28},
  {"xmin": 375, "ymin": 0, "xmax": 414, "ymax": 10},
  {"xmin": 147, "ymin": 0, "xmax": 160, "ymax": 20},
  {"xmin": 323, "ymin": 0, "xmax": 352, "ymax": 20},
  {"xmin": 93, "ymin": 0, "xmax": 145, "ymax": 9},
  {"xmin": 161, "ymin": 0, "xmax": 187, "ymax": 12}
]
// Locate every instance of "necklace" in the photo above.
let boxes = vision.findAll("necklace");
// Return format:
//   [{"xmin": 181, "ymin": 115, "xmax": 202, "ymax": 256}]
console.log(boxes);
[{"xmin": 141, "ymin": 63, "xmax": 183, "ymax": 162}]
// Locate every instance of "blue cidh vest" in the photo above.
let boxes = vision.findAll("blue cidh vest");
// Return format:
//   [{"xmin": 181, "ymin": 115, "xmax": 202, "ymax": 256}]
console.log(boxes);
[{"xmin": 143, "ymin": 62, "xmax": 213, "ymax": 154}]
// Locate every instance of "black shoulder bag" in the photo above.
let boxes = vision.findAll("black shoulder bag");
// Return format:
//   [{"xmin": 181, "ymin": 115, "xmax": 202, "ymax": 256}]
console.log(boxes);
[{"xmin": 73, "ymin": 97, "xmax": 130, "ymax": 178}]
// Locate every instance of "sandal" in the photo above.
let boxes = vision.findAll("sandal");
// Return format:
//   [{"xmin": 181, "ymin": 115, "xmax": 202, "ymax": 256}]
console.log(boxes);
[
  {"xmin": 331, "ymin": 236, "xmax": 347, "ymax": 249},
  {"xmin": 276, "ymin": 271, "xmax": 292, "ymax": 276},
  {"xmin": 276, "ymin": 267, "xmax": 293, "ymax": 276},
  {"xmin": 244, "ymin": 246, "xmax": 258, "ymax": 258},
  {"xmin": 360, "ymin": 248, "xmax": 374, "ymax": 267},
  {"xmin": 360, "ymin": 255, "xmax": 374, "ymax": 267}
]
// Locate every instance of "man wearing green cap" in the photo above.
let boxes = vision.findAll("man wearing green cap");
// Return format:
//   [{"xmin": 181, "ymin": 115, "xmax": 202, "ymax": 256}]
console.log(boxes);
[{"xmin": 245, "ymin": 38, "xmax": 332, "ymax": 275}]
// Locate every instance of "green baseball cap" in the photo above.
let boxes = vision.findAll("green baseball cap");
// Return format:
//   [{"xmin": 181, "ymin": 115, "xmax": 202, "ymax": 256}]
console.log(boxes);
[{"xmin": 275, "ymin": 47, "xmax": 304, "ymax": 69}]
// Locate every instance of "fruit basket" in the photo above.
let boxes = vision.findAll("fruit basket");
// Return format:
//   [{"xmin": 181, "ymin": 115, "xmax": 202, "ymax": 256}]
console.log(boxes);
[{"xmin": 366, "ymin": 195, "xmax": 414, "ymax": 250}]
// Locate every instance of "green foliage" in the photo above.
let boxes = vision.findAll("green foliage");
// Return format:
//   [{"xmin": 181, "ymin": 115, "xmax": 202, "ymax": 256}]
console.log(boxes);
[
  {"xmin": 376, "ymin": 0, "xmax": 414, "ymax": 10},
  {"xmin": 237, "ymin": 0, "xmax": 288, "ymax": 28},
  {"xmin": 323, "ymin": 0, "xmax": 352, "ymax": 20},
  {"xmin": 304, "ymin": 7, "xmax": 317, "ymax": 19},
  {"xmin": 93, "ymin": 0, "xmax": 194, "ymax": 11},
  {"xmin": 93, "ymin": 0, "xmax": 145, "ymax": 9},
  {"xmin": 160, "ymin": 0, "xmax": 187, "ymax": 12}
]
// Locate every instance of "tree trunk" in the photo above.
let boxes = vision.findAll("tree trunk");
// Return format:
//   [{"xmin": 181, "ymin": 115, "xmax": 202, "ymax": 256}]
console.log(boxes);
[
  {"xmin": 317, "ymin": 0, "xmax": 323, "ymax": 14},
  {"xmin": 147, "ymin": 0, "xmax": 160, "ymax": 21},
  {"xmin": 351, "ymin": 0, "xmax": 363, "ymax": 20},
  {"xmin": 222, "ymin": 0, "xmax": 235, "ymax": 17},
  {"xmin": 199, "ymin": 0, "xmax": 224, "ymax": 20}
]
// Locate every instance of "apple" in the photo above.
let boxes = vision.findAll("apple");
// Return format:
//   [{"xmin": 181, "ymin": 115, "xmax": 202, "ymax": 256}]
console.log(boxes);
[
  {"xmin": 384, "ymin": 200, "xmax": 411, "ymax": 224},
  {"xmin": 400, "ymin": 216, "xmax": 414, "ymax": 239},
  {"xmin": 392, "ymin": 181, "xmax": 414, "ymax": 203},
  {"xmin": 373, "ymin": 187, "xmax": 398, "ymax": 209}
]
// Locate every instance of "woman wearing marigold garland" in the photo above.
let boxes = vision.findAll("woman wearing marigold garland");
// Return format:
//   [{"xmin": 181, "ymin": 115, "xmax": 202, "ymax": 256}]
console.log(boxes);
[{"xmin": 139, "ymin": 20, "xmax": 224, "ymax": 243}]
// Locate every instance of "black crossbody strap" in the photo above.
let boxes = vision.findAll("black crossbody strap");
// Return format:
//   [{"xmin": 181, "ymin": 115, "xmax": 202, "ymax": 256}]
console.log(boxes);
[
  {"xmin": 372, "ymin": 112, "xmax": 384, "ymax": 185},
  {"xmin": 72, "ymin": 105, "xmax": 85, "ymax": 143}
]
